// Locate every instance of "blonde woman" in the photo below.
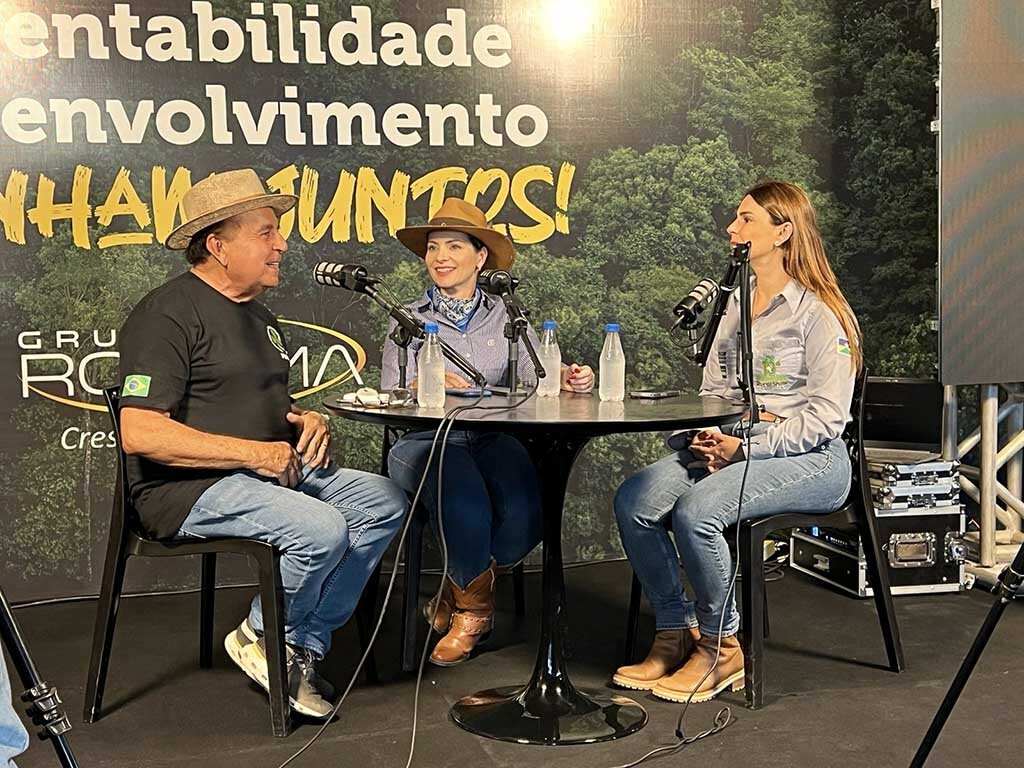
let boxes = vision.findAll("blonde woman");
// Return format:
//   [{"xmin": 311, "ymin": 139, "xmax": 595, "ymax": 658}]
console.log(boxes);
[{"xmin": 612, "ymin": 181, "xmax": 861, "ymax": 703}]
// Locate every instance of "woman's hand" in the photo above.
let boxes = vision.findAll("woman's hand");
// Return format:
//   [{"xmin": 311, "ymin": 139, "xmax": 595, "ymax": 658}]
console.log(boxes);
[
  {"xmin": 444, "ymin": 371, "xmax": 473, "ymax": 389},
  {"xmin": 560, "ymin": 363, "xmax": 594, "ymax": 393},
  {"xmin": 690, "ymin": 431, "xmax": 745, "ymax": 473}
]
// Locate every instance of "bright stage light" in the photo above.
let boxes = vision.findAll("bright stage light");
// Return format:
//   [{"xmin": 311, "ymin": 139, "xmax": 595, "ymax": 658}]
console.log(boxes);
[{"xmin": 547, "ymin": 0, "xmax": 596, "ymax": 43}]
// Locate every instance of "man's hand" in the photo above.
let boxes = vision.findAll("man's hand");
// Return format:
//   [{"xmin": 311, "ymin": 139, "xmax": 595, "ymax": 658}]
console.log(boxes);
[
  {"xmin": 254, "ymin": 441, "xmax": 303, "ymax": 487},
  {"xmin": 690, "ymin": 431, "xmax": 745, "ymax": 473},
  {"xmin": 287, "ymin": 410, "xmax": 331, "ymax": 469},
  {"xmin": 560, "ymin": 363, "xmax": 595, "ymax": 393}
]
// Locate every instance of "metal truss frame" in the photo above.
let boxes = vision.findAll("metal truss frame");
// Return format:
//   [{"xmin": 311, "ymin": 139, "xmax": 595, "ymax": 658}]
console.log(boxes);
[{"xmin": 943, "ymin": 384, "xmax": 1024, "ymax": 585}]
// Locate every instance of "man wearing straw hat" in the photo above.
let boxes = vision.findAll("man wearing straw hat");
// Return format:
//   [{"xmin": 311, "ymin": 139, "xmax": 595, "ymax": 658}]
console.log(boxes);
[{"xmin": 117, "ymin": 169, "xmax": 407, "ymax": 719}]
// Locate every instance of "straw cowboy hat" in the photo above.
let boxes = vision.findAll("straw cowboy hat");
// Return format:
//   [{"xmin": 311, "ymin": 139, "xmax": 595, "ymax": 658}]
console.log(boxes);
[
  {"xmin": 165, "ymin": 169, "xmax": 297, "ymax": 250},
  {"xmin": 396, "ymin": 198, "xmax": 515, "ymax": 271}
]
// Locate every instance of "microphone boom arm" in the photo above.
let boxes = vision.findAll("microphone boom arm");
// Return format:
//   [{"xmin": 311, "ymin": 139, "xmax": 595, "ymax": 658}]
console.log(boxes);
[
  {"xmin": 363, "ymin": 283, "xmax": 487, "ymax": 388},
  {"xmin": 691, "ymin": 242, "xmax": 758, "ymax": 425},
  {"xmin": 693, "ymin": 244, "xmax": 745, "ymax": 368}
]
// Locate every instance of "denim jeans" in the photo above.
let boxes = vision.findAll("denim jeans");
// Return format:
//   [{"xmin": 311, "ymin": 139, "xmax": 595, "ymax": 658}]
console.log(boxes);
[
  {"xmin": 1, "ymin": 647, "xmax": 28, "ymax": 767},
  {"xmin": 387, "ymin": 431, "xmax": 543, "ymax": 589},
  {"xmin": 614, "ymin": 422, "xmax": 851, "ymax": 637},
  {"xmin": 178, "ymin": 464, "xmax": 407, "ymax": 658}
]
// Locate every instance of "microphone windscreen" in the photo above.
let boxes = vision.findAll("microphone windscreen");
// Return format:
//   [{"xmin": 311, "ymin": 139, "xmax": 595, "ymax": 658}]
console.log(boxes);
[{"xmin": 313, "ymin": 262, "xmax": 345, "ymax": 287}]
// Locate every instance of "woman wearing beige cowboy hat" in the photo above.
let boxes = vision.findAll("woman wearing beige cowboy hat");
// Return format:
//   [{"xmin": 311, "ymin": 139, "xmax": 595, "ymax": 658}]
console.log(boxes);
[{"xmin": 380, "ymin": 197, "xmax": 594, "ymax": 666}]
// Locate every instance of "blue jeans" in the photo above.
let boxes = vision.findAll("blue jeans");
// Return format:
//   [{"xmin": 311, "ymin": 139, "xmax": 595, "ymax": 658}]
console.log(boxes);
[
  {"xmin": 614, "ymin": 423, "xmax": 851, "ymax": 637},
  {"xmin": 387, "ymin": 431, "xmax": 543, "ymax": 589},
  {"xmin": 178, "ymin": 464, "xmax": 407, "ymax": 658},
  {"xmin": 1, "ymin": 647, "xmax": 28, "ymax": 767}
]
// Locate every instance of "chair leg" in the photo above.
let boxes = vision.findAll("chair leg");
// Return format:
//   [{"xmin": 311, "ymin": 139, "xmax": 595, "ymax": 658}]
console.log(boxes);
[
  {"xmin": 512, "ymin": 562, "xmax": 526, "ymax": 617},
  {"xmin": 355, "ymin": 560, "xmax": 381, "ymax": 684},
  {"xmin": 740, "ymin": 524, "xmax": 767, "ymax": 709},
  {"xmin": 858, "ymin": 512, "xmax": 906, "ymax": 672},
  {"xmin": 401, "ymin": 514, "xmax": 425, "ymax": 673},
  {"xmin": 200, "ymin": 553, "xmax": 217, "ymax": 669},
  {"xmin": 623, "ymin": 572, "xmax": 643, "ymax": 665},
  {"xmin": 762, "ymin": 576, "xmax": 770, "ymax": 640},
  {"xmin": 560, "ymin": 570, "xmax": 574, "ymax": 660},
  {"xmin": 83, "ymin": 548, "xmax": 129, "ymax": 723},
  {"xmin": 256, "ymin": 549, "xmax": 291, "ymax": 737}
]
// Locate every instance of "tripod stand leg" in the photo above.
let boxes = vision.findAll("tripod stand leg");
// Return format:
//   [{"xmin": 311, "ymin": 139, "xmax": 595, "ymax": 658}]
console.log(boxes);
[
  {"xmin": 0, "ymin": 586, "xmax": 80, "ymax": 768},
  {"xmin": 911, "ymin": 545, "xmax": 1024, "ymax": 767}
]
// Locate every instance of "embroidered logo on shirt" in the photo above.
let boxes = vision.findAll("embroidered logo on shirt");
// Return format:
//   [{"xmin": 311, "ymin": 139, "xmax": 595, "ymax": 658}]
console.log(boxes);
[
  {"xmin": 756, "ymin": 355, "xmax": 788, "ymax": 386},
  {"xmin": 124, "ymin": 374, "xmax": 151, "ymax": 397},
  {"xmin": 267, "ymin": 325, "xmax": 289, "ymax": 360},
  {"xmin": 837, "ymin": 337, "xmax": 851, "ymax": 357}
]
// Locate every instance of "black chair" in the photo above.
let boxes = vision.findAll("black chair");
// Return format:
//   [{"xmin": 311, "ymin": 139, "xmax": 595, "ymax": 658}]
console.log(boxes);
[
  {"xmin": 622, "ymin": 369, "xmax": 905, "ymax": 708},
  {"xmin": 85, "ymin": 387, "xmax": 377, "ymax": 737},
  {"xmin": 380, "ymin": 426, "xmax": 526, "ymax": 672}
]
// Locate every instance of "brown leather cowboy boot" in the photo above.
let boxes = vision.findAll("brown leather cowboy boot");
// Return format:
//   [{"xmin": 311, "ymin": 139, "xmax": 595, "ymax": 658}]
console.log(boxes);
[
  {"xmin": 429, "ymin": 562, "xmax": 496, "ymax": 667},
  {"xmin": 651, "ymin": 632, "xmax": 745, "ymax": 703},
  {"xmin": 612, "ymin": 627, "xmax": 701, "ymax": 690},
  {"xmin": 423, "ymin": 578, "xmax": 455, "ymax": 634}
]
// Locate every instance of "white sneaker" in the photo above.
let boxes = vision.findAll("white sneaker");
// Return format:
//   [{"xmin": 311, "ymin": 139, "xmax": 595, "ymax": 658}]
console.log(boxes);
[{"xmin": 224, "ymin": 619, "xmax": 258, "ymax": 670}]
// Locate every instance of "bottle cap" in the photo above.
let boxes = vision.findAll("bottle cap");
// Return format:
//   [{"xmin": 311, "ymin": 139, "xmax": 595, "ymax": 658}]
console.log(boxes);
[
  {"xmin": 424, "ymin": 322, "xmax": 439, "ymax": 333},
  {"xmin": 605, "ymin": 323, "xmax": 620, "ymax": 332},
  {"xmin": 543, "ymin": 320, "xmax": 557, "ymax": 330}
]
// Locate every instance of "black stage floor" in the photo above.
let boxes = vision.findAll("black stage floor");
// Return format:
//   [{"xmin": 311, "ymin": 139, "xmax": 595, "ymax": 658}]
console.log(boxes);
[{"xmin": 6, "ymin": 560, "xmax": 1021, "ymax": 768}]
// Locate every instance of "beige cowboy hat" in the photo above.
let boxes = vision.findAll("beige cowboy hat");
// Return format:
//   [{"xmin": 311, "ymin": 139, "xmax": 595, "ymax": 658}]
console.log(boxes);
[
  {"xmin": 396, "ymin": 198, "xmax": 515, "ymax": 271},
  {"xmin": 165, "ymin": 169, "xmax": 297, "ymax": 250}
]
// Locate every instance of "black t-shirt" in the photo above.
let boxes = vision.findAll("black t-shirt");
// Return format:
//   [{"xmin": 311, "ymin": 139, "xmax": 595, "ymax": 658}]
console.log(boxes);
[{"xmin": 118, "ymin": 271, "xmax": 293, "ymax": 538}]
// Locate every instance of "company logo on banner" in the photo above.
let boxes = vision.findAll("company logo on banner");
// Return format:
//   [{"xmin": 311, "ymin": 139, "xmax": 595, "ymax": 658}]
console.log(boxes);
[{"xmin": 17, "ymin": 320, "xmax": 365, "ymax": 450}]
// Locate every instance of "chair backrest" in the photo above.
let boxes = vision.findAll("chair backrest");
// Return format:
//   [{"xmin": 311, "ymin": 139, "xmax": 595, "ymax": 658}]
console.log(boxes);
[
  {"xmin": 103, "ymin": 386, "xmax": 141, "ymax": 536},
  {"xmin": 840, "ymin": 367, "xmax": 873, "ymax": 517}
]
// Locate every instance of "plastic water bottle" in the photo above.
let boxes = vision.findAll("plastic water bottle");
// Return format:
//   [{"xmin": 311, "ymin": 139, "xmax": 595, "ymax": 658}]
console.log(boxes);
[
  {"xmin": 537, "ymin": 320, "xmax": 562, "ymax": 398},
  {"xmin": 417, "ymin": 323, "xmax": 446, "ymax": 408},
  {"xmin": 599, "ymin": 323, "xmax": 626, "ymax": 402}
]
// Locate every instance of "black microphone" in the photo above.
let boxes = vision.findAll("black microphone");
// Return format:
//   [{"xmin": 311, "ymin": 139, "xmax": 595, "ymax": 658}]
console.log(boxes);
[
  {"xmin": 477, "ymin": 269, "xmax": 519, "ymax": 295},
  {"xmin": 312, "ymin": 262, "xmax": 379, "ymax": 293},
  {"xmin": 672, "ymin": 277, "xmax": 720, "ymax": 329}
]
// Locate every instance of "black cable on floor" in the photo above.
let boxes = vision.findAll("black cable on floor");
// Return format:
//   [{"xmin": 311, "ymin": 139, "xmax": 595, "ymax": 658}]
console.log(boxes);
[
  {"xmin": 406, "ymin": 388, "xmax": 537, "ymax": 768},
  {"xmin": 609, "ymin": 417, "xmax": 753, "ymax": 768},
  {"xmin": 277, "ymin": 396, "xmax": 478, "ymax": 768}
]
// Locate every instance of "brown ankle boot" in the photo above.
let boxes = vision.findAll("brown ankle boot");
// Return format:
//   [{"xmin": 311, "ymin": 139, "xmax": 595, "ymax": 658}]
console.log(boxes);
[
  {"xmin": 429, "ymin": 563, "xmax": 496, "ymax": 667},
  {"xmin": 651, "ymin": 632, "xmax": 745, "ymax": 703},
  {"xmin": 423, "ymin": 578, "xmax": 455, "ymax": 634},
  {"xmin": 612, "ymin": 628, "xmax": 700, "ymax": 690}
]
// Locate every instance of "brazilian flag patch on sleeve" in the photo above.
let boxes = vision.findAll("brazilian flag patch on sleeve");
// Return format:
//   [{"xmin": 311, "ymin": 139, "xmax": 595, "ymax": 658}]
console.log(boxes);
[
  {"xmin": 124, "ymin": 374, "xmax": 152, "ymax": 397},
  {"xmin": 837, "ymin": 337, "xmax": 851, "ymax": 357}
]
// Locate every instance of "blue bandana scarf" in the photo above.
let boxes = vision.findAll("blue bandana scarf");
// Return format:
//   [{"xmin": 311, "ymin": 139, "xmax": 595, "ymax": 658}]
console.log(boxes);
[{"xmin": 431, "ymin": 288, "xmax": 481, "ymax": 330}]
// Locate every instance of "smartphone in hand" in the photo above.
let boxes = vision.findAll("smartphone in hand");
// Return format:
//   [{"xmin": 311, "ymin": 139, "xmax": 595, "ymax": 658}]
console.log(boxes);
[{"xmin": 666, "ymin": 426, "xmax": 721, "ymax": 451}]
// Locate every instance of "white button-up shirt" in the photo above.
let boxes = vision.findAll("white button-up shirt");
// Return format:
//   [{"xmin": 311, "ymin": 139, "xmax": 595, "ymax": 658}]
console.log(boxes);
[{"xmin": 700, "ymin": 279, "xmax": 856, "ymax": 459}]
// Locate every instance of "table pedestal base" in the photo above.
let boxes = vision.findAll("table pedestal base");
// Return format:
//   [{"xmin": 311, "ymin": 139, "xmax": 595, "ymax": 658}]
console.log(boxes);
[{"xmin": 451, "ymin": 684, "xmax": 647, "ymax": 745}]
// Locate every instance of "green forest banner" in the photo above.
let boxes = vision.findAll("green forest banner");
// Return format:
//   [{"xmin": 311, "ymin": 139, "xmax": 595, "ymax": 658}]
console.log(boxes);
[{"xmin": 0, "ymin": 0, "xmax": 937, "ymax": 601}]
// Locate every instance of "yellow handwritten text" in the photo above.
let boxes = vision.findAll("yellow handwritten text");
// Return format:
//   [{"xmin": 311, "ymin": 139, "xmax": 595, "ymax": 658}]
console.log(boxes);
[{"xmin": 1, "ymin": 163, "xmax": 577, "ymax": 249}]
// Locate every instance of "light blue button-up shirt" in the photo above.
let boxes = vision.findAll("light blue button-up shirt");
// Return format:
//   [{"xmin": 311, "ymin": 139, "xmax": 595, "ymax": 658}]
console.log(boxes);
[
  {"xmin": 380, "ymin": 289, "xmax": 541, "ymax": 390},
  {"xmin": 699, "ymin": 279, "xmax": 856, "ymax": 459}
]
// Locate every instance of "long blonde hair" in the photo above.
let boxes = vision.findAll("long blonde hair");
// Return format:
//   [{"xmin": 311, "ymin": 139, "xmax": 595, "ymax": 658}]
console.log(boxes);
[{"xmin": 746, "ymin": 181, "xmax": 862, "ymax": 371}]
